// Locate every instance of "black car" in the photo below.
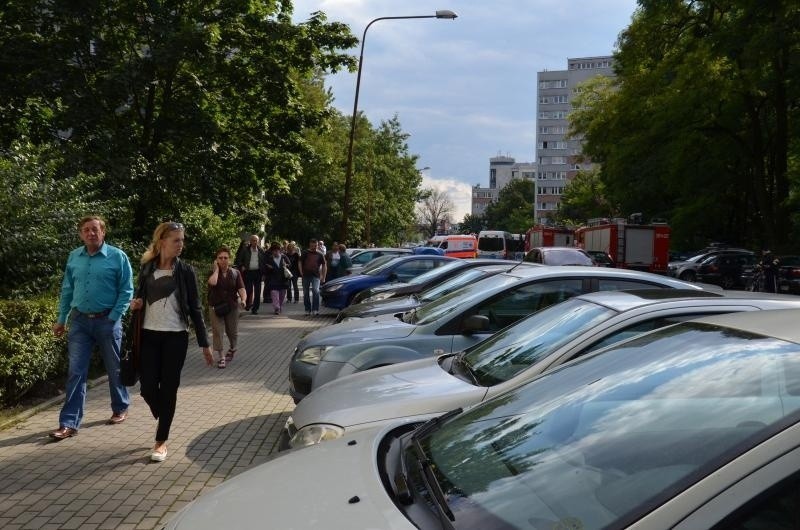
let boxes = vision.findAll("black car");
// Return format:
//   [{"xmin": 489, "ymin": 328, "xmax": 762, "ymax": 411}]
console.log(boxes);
[
  {"xmin": 777, "ymin": 255, "xmax": 800, "ymax": 294},
  {"xmin": 696, "ymin": 251, "xmax": 757, "ymax": 289}
]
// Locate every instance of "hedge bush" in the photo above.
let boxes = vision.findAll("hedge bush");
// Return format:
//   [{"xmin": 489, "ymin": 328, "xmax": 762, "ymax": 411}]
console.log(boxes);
[{"xmin": 0, "ymin": 298, "xmax": 67, "ymax": 406}]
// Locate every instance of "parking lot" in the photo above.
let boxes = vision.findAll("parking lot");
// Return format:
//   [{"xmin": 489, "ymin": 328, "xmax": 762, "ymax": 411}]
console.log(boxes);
[{"xmin": 0, "ymin": 303, "xmax": 330, "ymax": 530}]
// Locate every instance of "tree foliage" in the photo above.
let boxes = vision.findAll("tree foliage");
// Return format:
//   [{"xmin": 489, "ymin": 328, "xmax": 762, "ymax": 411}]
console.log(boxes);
[
  {"xmin": 555, "ymin": 169, "xmax": 618, "ymax": 225},
  {"xmin": 570, "ymin": 0, "xmax": 800, "ymax": 251},
  {"xmin": 0, "ymin": 1, "xmax": 357, "ymax": 242},
  {"xmin": 483, "ymin": 179, "xmax": 536, "ymax": 234}
]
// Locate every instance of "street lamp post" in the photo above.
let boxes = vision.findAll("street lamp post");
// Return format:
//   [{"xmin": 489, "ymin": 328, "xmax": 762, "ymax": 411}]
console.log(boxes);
[{"xmin": 339, "ymin": 10, "xmax": 457, "ymax": 244}]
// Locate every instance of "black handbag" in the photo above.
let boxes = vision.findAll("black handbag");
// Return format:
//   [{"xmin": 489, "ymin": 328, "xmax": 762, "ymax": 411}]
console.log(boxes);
[
  {"xmin": 213, "ymin": 301, "xmax": 231, "ymax": 316},
  {"xmin": 121, "ymin": 310, "xmax": 141, "ymax": 386}
]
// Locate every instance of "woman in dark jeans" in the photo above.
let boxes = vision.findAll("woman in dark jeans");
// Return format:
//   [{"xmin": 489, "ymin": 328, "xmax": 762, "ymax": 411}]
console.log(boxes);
[
  {"xmin": 130, "ymin": 222, "xmax": 214, "ymax": 462},
  {"xmin": 285, "ymin": 242, "xmax": 301, "ymax": 303}
]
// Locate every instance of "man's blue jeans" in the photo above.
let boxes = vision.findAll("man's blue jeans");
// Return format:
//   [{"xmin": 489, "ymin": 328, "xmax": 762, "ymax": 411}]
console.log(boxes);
[
  {"xmin": 59, "ymin": 312, "xmax": 130, "ymax": 429},
  {"xmin": 302, "ymin": 275, "xmax": 321, "ymax": 312}
]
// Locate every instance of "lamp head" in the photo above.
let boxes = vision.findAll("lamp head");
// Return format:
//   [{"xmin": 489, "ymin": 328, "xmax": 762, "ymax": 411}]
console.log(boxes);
[{"xmin": 435, "ymin": 10, "xmax": 458, "ymax": 19}]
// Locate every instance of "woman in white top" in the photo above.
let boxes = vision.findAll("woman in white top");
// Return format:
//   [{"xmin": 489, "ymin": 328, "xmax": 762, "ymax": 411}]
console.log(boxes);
[{"xmin": 130, "ymin": 222, "xmax": 213, "ymax": 462}]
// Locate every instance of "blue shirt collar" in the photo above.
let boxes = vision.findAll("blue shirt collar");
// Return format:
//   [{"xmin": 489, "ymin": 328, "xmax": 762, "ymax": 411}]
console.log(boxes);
[{"xmin": 79, "ymin": 241, "xmax": 109, "ymax": 257}]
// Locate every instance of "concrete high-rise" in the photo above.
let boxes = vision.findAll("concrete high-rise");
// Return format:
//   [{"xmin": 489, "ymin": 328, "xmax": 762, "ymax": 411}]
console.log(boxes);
[
  {"xmin": 535, "ymin": 56, "xmax": 614, "ymax": 223},
  {"xmin": 471, "ymin": 155, "xmax": 536, "ymax": 217}
]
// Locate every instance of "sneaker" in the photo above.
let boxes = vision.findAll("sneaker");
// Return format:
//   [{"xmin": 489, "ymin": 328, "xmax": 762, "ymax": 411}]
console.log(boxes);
[
  {"xmin": 305, "ymin": 311, "xmax": 311, "ymax": 316},
  {"xmin": 314, "ymin": 311, "xmax": 320, "ymax": 316},
  {"xmin": 150, "ymin": 447, "xmax": 168, "ymax": 462}
]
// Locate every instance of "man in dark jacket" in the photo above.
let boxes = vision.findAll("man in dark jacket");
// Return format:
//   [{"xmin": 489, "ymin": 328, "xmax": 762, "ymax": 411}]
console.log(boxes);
[{"xmin": 235, "ymin": 235, "xmax": 266, "ymax": 314}]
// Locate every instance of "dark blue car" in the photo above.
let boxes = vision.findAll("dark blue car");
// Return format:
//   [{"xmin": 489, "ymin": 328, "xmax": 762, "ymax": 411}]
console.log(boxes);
[{"xmin": 320, "ymin": 255, "xmax": 455, "ymax": 309}]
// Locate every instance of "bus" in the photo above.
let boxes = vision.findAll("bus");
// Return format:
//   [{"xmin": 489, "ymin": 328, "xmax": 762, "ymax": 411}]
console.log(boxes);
[{"xmin": 477, "ymin": 230, "xmax": 514, "ymax": 259}]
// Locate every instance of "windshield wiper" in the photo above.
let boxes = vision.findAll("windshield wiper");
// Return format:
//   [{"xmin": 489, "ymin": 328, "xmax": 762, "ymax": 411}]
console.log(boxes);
[
  {"xmin": 410, "ymin": 412, "xmax": 462, "ymax": 528},
  {"xmin": 450, "ymin": 351, "xmax": 479, "ymax": 385}
]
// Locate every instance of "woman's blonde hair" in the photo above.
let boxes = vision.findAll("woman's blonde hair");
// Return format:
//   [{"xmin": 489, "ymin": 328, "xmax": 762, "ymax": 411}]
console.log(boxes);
[{"xmin": 141, "ymin": 222, "xmax": 184, "ymax": 264}]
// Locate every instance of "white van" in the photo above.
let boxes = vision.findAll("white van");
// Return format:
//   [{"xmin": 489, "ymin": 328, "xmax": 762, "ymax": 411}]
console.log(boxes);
[{"xmin": 477, "ymin": 230, "xmax": 513, "ymax": 259}]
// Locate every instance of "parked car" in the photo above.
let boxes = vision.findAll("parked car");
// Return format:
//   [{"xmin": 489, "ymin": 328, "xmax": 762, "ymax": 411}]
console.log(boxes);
[
  {"xmin": 165, "ymin": 309, "xmax": 800, "ymax": 530},
  {"xmin": 524, "ymin": 246, "xmax": 595, "ymax": 266},
  {"xmin": 320, "ymin": 255, "xmax": 454, "ymax": 310},
  {"xmin": 289, "ymin": 266, "xmax": 707, "ymax": 402},
  {"xmin": 282, "ymin": 289, "xmax": 800, "ymax": 450},
  {"xmin": 586, "ymin": 249, "xmax": 616, "ymax": 267},
  {"xmin": 346, "ymin": 247, "xmax": 412, "ymax": 274},
  {"xmin": 350, "ymin": 258, "xmax": 517, "ymax": 305},
  {"xmin": 777, "ymin": 255, "xmax": 800, "ymax": 294},
  {"xmin": 334, "ymin": 262, "xmax": 536, "ymax": 323},
  {"xmin": 667, "ymin": 248, "xmax": 752, "ymax": 281},
  {"xmin": 695, "ymin": 251, "xmax": 758, "ymax": 289}
]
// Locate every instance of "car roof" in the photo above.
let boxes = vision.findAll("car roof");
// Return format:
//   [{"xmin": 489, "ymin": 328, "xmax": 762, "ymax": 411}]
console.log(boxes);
[
  {"xmin": 502, "ymin": 265, "xmax": 705, "ymax": 288},
  {"xmin": 350, "ymin": 247, "xmax": 411, "ymax": 255},
  {"xmin": 572, "ymin": 288, "xmax": 800, "ymax": 313},
  {"xmin": 688, "ymin": 308, "xmax": 800, "ymax": 344}
]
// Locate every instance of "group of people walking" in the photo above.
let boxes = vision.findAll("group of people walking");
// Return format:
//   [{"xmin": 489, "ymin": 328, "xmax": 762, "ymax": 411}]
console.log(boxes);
[
  {"xmin": 49, "ymin": 217, "xmax": 352, "ymax": 463},
  {"xmin": 233, "ymin": 236, "xmax": 351, "ymax": 317}
]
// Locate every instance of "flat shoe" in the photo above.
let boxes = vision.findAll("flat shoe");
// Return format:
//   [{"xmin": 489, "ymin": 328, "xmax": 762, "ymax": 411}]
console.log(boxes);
[
  {"xmin": 107, "ymin": 411, "xmax": 128, "ymax": 424},
  {"xmin": 150, "ymin": 449, "xmax": 168, "ymax": 462},
  {"xmin": 49, "ymin": 427, "xmax": 78, "ymax": 440}
]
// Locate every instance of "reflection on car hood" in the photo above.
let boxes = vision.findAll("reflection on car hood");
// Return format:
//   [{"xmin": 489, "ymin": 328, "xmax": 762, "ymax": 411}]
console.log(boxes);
[
  {"xmin": 164, "ymin": 425, "xmax": 411, "ymax": 530},
  {"xmin": 293, "ymin": 358, "xmax": 483, "ymax": 431},
  {"xmin": 339, "ymin": 295, "xmax": 419, "ymax": 318},
  {"xmin": 298, "ymin": 316, "xmax": 415, "ymax": 347}
]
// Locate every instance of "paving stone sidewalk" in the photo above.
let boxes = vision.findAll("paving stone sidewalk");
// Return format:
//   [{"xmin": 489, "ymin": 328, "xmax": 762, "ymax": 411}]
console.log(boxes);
[{"xmin": 0, "ymin": 301, "xmax": 333, "ymax": 530}]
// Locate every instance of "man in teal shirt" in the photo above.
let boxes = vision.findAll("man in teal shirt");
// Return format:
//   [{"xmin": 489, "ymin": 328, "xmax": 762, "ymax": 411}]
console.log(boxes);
[{"xmin": 50, "ymin": 216, "xmax": 134, "ymax": 440}]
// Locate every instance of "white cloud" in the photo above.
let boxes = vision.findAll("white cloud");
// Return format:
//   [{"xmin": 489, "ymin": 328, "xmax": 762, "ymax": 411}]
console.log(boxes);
[{"xmin": 420, "ymin": 174, "xmax": 474, "ymax": 222}]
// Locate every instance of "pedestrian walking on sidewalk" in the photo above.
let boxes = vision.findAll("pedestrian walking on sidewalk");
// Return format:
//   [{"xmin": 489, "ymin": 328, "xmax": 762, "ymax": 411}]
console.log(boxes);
[
  {"xmin": 234, "ymin": 234, "xmax": 266, "ymax": 314},
  {"xmin": 50, "ymin": 215, "xmax": 134, "ymax": 441},
  {"xmin": 300, "ymin": 238, "xmax": 327, "ymax": 316},
  {"xmin": 264, "ymin": 242, "xmax": 291, "ymax": 314},
  {"xmin": 208, "ymin": 246, "xmax": 246, "ymax": 368},
  {"xmin": 130, "ymin": 222, "xmax": 214, "ymax": 462},
  {"xmin": 285, "ymin": 242, "xmax": 301, "ymax": 303}
]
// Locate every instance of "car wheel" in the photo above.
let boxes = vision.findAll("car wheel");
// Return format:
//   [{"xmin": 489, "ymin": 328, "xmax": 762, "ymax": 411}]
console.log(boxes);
[
  {"xmin": 679, "ymin": 270, "xmax": 696, "ymax": 282},
  {"xmin": 721, "ymin": 275, "xmax": 736, "ymax": 290}
]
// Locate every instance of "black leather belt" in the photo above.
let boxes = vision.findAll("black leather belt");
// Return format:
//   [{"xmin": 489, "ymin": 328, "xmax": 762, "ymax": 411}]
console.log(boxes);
[{"xmin": 75, "ymin": 308, "xmax": 112, "ymax": 319}]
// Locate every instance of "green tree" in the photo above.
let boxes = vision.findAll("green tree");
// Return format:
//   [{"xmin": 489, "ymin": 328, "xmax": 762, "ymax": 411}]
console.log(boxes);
[
  {"xmin": 555, "ymin": 169, "xmax": 617, "ymax": 225},
  {"xmin": 570, "ymin": 0, "xmax": 800, "ymax": 251},
  {"xmin": 483, "ymin": 179, "xmax": 536, "ymax": 234},
  {"xmin": 0, "ymin": 2, "xmax": 357, "ymax": 241},
  {"xmin": 460, "ymin": 213, "xmax": 485, "ymax": 234}
]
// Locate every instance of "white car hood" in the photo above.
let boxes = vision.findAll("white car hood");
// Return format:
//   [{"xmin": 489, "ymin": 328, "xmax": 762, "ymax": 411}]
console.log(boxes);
[
  {"xmin": 299, "ymin": 315, "xmax": 414, "ymax": 346},
  {"xmin": 293, "ymin": 358, "xmax": 486, "ymax": 431},
  {"xmin": 165, "ymin": 426, "xmax": 413, "ymax": 530}
]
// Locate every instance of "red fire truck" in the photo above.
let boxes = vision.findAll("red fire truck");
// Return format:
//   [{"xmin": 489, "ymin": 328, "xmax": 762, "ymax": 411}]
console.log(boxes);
[
  {"xmin": 524, "ymin": 225, "xmax": 575, "ymax": 252},
  {"xmin": 575, "ymin": 218, "xmax": 670, "ymax": 274}
]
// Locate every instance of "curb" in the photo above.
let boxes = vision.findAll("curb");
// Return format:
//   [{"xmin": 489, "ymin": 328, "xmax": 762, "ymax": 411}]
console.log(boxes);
[{"xmin": 0, "ymin": 374, "xmax": 110, "ymax": 431}]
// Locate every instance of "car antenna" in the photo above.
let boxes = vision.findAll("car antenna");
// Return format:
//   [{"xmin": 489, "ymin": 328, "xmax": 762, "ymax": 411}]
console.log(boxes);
[{"xmin": 506, "ymin": 249, "xmax": 527, "ymax": 273}]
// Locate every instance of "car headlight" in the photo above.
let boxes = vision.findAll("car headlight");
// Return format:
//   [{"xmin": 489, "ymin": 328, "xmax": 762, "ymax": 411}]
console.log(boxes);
[
  {"xmin": 324, "ymin": 283, "xmax": 344, "ymax": 292},
  {"xmin": 364, "ymin": 291, "xmax": 394, "ymax": 302},
  {"xmin": 297, "ymin": 345, "xmax": 333, "ymax": 365},
  {"xmin": 290, "ymin": 423, "xmax": 345, "ymax": 448}
]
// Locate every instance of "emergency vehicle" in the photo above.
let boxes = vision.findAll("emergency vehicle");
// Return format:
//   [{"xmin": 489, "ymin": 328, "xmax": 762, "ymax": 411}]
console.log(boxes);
[
  {"xmin": 524, "ymin": 225, "xmax": 575, "ymax": 251},
  {"xmin": 575, "ymin": 217, "xmax": 670, "ymax": 274}
]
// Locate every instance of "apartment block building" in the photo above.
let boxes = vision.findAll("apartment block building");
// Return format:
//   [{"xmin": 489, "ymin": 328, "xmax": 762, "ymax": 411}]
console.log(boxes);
[
  {"xmin": 535, "ymin": 56, "xmax": 614, "ymax": 223},
  {"xmin": 471, "ymin": 155, "xmax": 536, "ymax": 217}
]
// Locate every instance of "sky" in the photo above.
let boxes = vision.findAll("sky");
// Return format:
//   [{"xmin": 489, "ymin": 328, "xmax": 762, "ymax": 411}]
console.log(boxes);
[{"xmin": 290, "ymin": 0, "xmax": 639, "ymax": 220}]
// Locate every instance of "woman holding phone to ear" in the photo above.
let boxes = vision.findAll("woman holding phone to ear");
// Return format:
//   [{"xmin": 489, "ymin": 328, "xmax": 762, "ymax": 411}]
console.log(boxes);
[{"xmin": 207, "ymin": 246, "xmax": 246, "ymax": 369}]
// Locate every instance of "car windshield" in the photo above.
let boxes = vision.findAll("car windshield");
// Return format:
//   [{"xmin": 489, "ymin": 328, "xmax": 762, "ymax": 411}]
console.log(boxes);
[
  {"xmin": 405, "ymin": 260, "xmax": 463, "ymax": 286},
  {"xmin": 479, "ymin": 238, "xmax": 505, "ymax": 251},
  {"xmin": 411, "ymin": 273, "xmax": 521, "ymax": 325},
  {"xmin": 359, "ymin": 255, "xmax": 397, "ymax": 273},
  {"xmin": 463, "ymin": 298, "xmax": 615, "ymax": 385},
  {"xmin": 411, "ymin": 322, "xmax": 800, "ymax": 529},
  {"xmin": 418, "ymin": 268, "xmax": 498, "ymax": 303},
  {"xmin": 544, "ymin": 249, "xmax": 594, "ymax": 266}
]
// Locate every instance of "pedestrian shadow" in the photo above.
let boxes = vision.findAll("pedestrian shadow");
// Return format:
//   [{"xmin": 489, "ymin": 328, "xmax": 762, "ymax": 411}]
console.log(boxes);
[
  {"xmin": 184, "ymin": 412, "xmax": 289, "ymax": 473},
  {"xmin": 0, "ymin": 418, "xmax": 115, "ymax": 448}
]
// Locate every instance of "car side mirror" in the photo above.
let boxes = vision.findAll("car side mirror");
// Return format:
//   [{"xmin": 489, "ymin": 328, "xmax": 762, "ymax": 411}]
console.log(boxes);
[
  {"xmin": 388, "ymin": 273, "xmax": 398, "ymax": 281},
  {"xmin": 461, "ymin": 314, "xmax": 490, "ymax": 335}
]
